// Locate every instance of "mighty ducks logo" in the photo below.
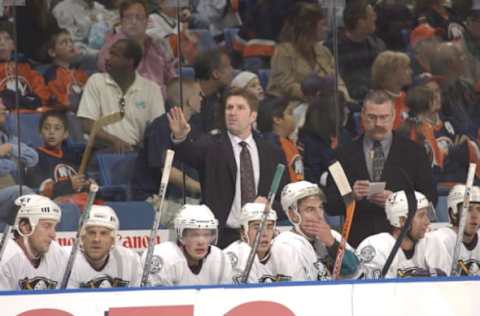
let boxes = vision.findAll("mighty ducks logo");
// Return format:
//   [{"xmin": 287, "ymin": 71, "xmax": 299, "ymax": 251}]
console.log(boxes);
[
  {"xmin": 456, "ymin": 259, "xmax": 480, "ymax": 276},
  {"xmin": 19, "ymin": 277, "xmax": 57, "ymax": 290},
  {"xmin": 149, "ymin": 255, "xmax": 163, "ymax": 274},
  {"xmin": 79, "ymin": 275, "xmax": 129, "ymax": 288}
]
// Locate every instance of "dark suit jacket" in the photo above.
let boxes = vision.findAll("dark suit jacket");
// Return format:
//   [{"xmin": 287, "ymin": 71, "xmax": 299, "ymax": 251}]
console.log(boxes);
[
  {"xmin": 174, "ymin": 131, "xmax": 288, "ymax": 247},
  {"xmin": 325, "ymin": 133, "xmax": 437, "ymax": 248}
]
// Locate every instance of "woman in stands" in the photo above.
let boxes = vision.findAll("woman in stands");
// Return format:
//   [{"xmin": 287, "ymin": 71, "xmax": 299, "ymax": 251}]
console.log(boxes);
[{"xmin": 267, "ymin": 3, "xmax": 351, "ymax": 105}]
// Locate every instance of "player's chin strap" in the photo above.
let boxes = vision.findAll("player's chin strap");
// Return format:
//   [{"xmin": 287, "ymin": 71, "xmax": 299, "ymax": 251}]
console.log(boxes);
[
  {"xmin": 22, "ymin": 237, "xmax": 40, "ymax": 261},
  {"xmin": 289, "ymin": 208, "xmax": 312, "ymax": 241}
]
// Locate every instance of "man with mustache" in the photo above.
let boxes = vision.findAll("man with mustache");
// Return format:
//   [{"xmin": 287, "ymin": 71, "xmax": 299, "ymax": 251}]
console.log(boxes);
[{"xmin": 324, "ymin": 90, "xmax": 436, "ymax": 247}]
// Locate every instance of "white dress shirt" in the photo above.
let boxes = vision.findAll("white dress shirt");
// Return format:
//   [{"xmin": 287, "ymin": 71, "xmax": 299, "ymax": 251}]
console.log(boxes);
[{"xmin": 226, "ymin": 132, "xmax": 260, "ymax": 228}]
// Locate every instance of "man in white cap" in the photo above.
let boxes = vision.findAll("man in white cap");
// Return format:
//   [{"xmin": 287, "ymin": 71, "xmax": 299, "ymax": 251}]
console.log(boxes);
[{"xmin": 231, "ymin": 71, "xmax": 265, "ymax": 100}]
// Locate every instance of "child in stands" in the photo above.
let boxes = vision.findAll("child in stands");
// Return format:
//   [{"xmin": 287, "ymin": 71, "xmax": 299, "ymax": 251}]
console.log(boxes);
[
  {"xmin": 0, "ymin": 20, "xmax": 49, "ymax": 110},
  {"xmin": 25, "ymin": 110, "xmax": 93, "ymax": 200},
  {"xmin": 44, "ymin": 28, "xmax": 88, "ymax": 112}
]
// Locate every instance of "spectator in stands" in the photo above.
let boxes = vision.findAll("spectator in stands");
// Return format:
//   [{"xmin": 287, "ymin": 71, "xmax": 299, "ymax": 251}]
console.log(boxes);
[
  {"xmin": 131, "ymin": 78, "xmax": 204, "ymax": 227},
  {"xmin": 431, "ymin": 42, "xmax": 480, "ymax": 139},
  {"xmin": 458, "ymin": 6, "xmax": 480, "ymax": 89},
  {"xmin": 193, "ymin": 0, "xmax": 242, "ymax": 42},
  {"xmin": 14, "ymin": 0, "xmax": 59, "ymax": 63},
  {"xmin": 25, "ymin": 110, "xmax": 94, "ymax": 203},
  {"xmin": 168, "ymin": 87, "xmax": 288, "ymax": 248},
  {"xmin": 52, "ymin": 0, "xmax": 111, "ymax": 54},
  {"xmin": 414, "ymin": 0, "xmax": 464, "ymax": 41},
  {"xmin": 268, "ymin": 3, "xmax": 351, "ymax": 105},
  {"xmin": 194, "ymin": 49, "xmax": 234, "ymax": 132},
  {"xmin": 409, "ymin": 22, "xmax": 441, "ymax": 77},
  {"xmin": 326, "ymin": 0, "xmax": 385, "ymax": 101},
  {"xmin": 256, "ymin": 96, "xmax": 303, "ymax": 183},
  {"xmin": 97, "ymin": 0, "xmax": 176, "ymax": 96},
  {"xmin": 372, "ymin": 51, "xmax": 413, "ymax": 129},
  {"xmin": 0, "ymin": 100, "xmax": 38, "ymax": 190},
  {"xmin": 375, "ymin": 1, "xmax": 413, "ymax": 51},
  {"xmin": 297, "ymin": 92, "xmax": 346, "ymax": 185},
  {"xmin": 230, "ymin": 71, "xmax": 264, "ymax": 101},
  {"xmin": 44, "ymin": 29, "xmax": 88, "ymax": 112},
  {"xmin": 0, "ymin": 21, "xmax": 50, "ymax": 110},
  {"xmin": 399, "ymin": 79, "xmax": 480, "ymax": 184},
  {"xmin": 78, "ymin": 38, "xmax": 165, "ymax": 152},
  {"xmin": 324, "ymin": 90, "xmax": 436, "ymax": 247},
  {"xmin": 147, "ymin": 0, "xmax": 199, "ymax": 65}
]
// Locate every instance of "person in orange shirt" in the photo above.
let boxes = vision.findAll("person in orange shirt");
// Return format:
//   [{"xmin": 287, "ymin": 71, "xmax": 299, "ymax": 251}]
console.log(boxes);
[
  {"xmin": 44, "ymin": 29, "xmax": 88, "ymax": 112},
  {"xmin": 256, "ymin": 96, "xmax": 303, "ymax": 183},
  {"xmin": 372, "ymin": 50, "xmax": 413, "ymax": 130},
  {"xmin": 0, "ymin": 20, "xmax": 49, "ymax": 110}
]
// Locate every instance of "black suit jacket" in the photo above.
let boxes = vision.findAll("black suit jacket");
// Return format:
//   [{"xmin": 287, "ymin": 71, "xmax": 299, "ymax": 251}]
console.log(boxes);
[
  {"xmin": 174, "ymin": 132, "xmax": 288, "ymax": 247},
  {"xmin": 325, "ymin": 133, "xmax": 437, "ymax": 248}
]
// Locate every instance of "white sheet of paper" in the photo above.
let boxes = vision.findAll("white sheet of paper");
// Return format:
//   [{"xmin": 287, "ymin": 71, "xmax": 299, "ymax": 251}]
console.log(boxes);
[{"xmin": 367, "ymin": 182, "xmax": 386, "ymax": 198}]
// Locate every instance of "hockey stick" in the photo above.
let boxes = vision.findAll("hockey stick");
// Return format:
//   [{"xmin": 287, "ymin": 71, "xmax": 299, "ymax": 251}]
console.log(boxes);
[
  {"xmin": 381, "ymin": 169, "xmax": 417, "ymax": 278},
  {"xmin": 141, "ymin": 149, "xmax": 175, "ymax": 286},
  {"xmin": 60, "ymin": 183, "xmax": 99, "ymax": 289},
  {"xmin": 328, "ymin": 161, "xmax": 356, "ymax": 279},
  {"xmin": 451, "ymin": 163, "xmax": 476, "ymax": 276},
  {"xmin": 78, "ymin": 111, "xmax": 125, "ymax": 175},
  {"xmin": 241, "ymin": 164, "xmax": 285, "ymax": 283}
]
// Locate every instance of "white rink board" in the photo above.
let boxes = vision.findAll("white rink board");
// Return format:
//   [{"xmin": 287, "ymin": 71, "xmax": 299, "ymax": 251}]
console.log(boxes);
[{"xmin": 0, "ymin": 277, "xmax": 478, "ymax": 316}]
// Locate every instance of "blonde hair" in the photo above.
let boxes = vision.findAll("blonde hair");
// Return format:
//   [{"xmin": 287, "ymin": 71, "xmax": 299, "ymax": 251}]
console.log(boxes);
[{"xmin": 371, "ymin": 51, "xmax": 410, "ymax": 90}]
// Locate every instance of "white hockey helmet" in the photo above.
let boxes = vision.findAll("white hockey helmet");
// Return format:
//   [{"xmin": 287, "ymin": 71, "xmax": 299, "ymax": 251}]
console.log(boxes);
[
  {"xmin": 14, "ymin": 194, "xmax": 61, "ymax": 235},
  {"xmin": 281, "ymin": 180, "xmax": 325, "ymax": 216},
  {"xmin": 83, "ymin": 205, "xmax": 119, "ymax": 235},
  {"xmin": 174, "ymin": 204, "xmax": 218, "ymax": 240},
  {"xmin": 240, "ymin": 202, "xmax": 277, "ymax": 237},
  {"xmin": 385, "ymin": 190, "xmax": 430, "ymax": 228},
  {"xmin": 447, "ymin": 184, "xmax": 480, "ymax": 221}
]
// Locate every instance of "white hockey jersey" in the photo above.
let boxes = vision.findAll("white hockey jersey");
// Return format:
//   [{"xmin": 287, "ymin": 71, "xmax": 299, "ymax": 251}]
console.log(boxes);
[
  {"xmin": 428, "ymin": 226, "xmax": 480, "ymax": 275},
  {"xmin": 143, "ymin": 241, "xmax": 233, "ymax": 286},
  {"xmin": 270, "ymin": 230, "xmax": 347, "ymax": 281},
  {"xmin": 67, "ymin": 245, "xmax": 142, "ymax": 288},
  {"xmin": 356, "ymin": 232, "xmax": 451, "ymax": 279},
  {"xmin": 223, "ymin": 240, "xmax": 281, "ymax": 283},
  {"xmin": 0, "ymin": 240, "xmax": 68, "ymax": 290}
]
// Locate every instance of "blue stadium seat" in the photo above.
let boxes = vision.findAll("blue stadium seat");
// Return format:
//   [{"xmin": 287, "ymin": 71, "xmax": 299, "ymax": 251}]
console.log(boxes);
[
  {"xmin": 96, "ymin": 153, "xmax": 138, "ymax": 201},
  {"xmin": 56, "ymin": 203, "xmax": 81, "ymax": 231},
  {"xmin": 224, "ymin": 27, "xmax": 240, "ymax": 52},
  {"xmin": 105, "ymin": 201, "xmax": 157, "ymax": 230},
  {"xmin": 257, "ymin": 69, "xmax": 270, "ymax": 90},
  {"xmin": 6, "ymin": 112, "xmax": 43, "ymax": 148},
  {"xmin": 176, "ymin": 66, "xmax": 195, "ymax": 79},
  {"xmin": 190, "ymin": 29, "xmax": 217, "ymax": 52}
]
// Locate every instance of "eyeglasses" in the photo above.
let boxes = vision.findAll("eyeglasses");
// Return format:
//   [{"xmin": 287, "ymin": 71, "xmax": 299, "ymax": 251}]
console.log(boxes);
[{"xmin": 364, "ymin": 113, "xmax": 392, "ymax": 123}]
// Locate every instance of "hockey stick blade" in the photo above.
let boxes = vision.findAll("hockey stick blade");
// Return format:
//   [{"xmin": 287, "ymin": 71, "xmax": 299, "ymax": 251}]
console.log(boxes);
[
  {"xmin": 329, "ymin": 161, "xmax": 355, "ymax": 279},
  {"xmin": 451, "ymin": 163, "xmax": 476, "ymax": 275},
  {"xmin": 241, "ymin": 164, "xmax": 285, "ymax": 283},
  {"xmin": 141, "ymin": 149, "xmax": 175, "ymax": 286},
  {"xmin": 78, "ymin": 111, "xmax": 125, "ymax": 175},
  {"xmin": 60, "ymin": 183, "xmax": 99, "ymax": 289}
]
